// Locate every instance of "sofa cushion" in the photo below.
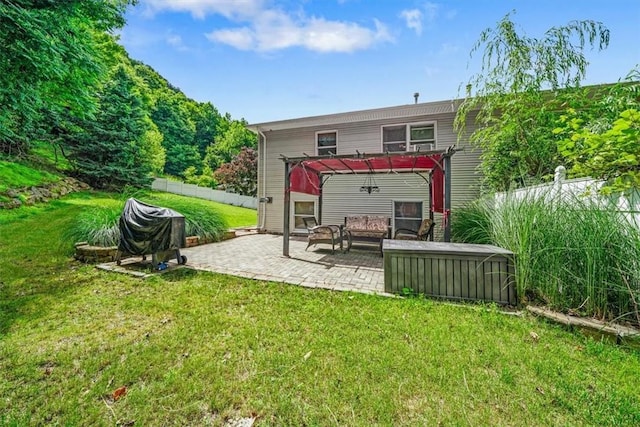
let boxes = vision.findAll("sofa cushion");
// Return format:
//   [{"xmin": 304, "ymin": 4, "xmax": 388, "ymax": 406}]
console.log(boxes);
[
  {"xmin": 365, "ymin": 216, "xmax": 389, "ymax": 232},
  {"xmin": 345, "ymin": 216, "xmax": 368, "ymax": 230}
]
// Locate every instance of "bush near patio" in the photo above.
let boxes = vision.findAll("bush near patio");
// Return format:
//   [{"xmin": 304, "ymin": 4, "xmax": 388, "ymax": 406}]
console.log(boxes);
[
  {"xmin": 1, "ymin": 192, "xmax": 639, "ymax": 425},
  {"xmin": 452, "ymin": 194, "xmax": 640, "ymax": 326}
]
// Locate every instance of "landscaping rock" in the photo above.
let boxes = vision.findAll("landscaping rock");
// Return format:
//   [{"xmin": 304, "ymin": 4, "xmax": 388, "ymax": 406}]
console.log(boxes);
[
  {"xmin": 0, "ymin": 177, "xmax": 91, "ymax": 210},
  {"xmin": 222, "ymin": 230, "xmax": 236, "ymax": 240},
  {"xmin": 0, "ymin": 199, "xmax": 22, "ymax": 209},
  {"xmin": 185, "ymin": 236, "xmax": 200, "ymax": 247},
  {"xmin": 75, "ymin": 243, "xmax": 119, "ymax": 263}
]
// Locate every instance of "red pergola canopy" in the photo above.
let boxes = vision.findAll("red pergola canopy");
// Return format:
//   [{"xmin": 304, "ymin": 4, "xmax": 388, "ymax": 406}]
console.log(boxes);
[{"xmin": 288, "ymin": 153, "xmax": 445, "ymax": 213}]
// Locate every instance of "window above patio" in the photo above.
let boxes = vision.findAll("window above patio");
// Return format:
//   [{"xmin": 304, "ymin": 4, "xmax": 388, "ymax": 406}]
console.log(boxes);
[
  {"xmin": 382, "ymin": 122, "xmax": 436, "ymax": 153},
  {"xmin": 316, "ymin": 131, "xmax": 337, "ymax": 156}
]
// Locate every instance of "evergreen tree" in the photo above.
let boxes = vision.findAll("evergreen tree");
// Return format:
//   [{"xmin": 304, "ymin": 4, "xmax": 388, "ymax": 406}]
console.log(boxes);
[{"xmin": 66, "ymin": 65, "xmax": 153, "ymax": 189}]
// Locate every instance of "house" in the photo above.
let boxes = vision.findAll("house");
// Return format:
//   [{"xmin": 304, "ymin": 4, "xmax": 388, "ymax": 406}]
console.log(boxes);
[{"xmin": 247, "ymin": 98, "xmax": 481, "ymax": 242}]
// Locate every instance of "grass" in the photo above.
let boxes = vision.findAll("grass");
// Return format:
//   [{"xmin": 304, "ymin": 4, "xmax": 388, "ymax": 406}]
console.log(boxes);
[
  {"xmin": 64, "ymin": 190, "xmax": 256, "ymax": 246},
  {"xmin": 0, "ymin": 160, "xmax": 60, "ymax": 193},
  {"xmin": 148, "ymin": 191, "xmax": 257, "ymax": 229},
  {"xmin": 452, "ymin": 193, "xmax": 640, "ymax": 326},
  {"xmin": 1, "ymin": 193, "xmax": 639, "ymax": 425},
  {"xmin": 0, "ymin": 142, "xmax": 71, "ymax": 193}
]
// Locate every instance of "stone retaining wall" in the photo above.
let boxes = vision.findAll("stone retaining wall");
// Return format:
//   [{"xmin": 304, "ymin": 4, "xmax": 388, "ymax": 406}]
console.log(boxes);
[
  {"xmin": 74, "ymin": 243, "xmax": 118, "ymax": 263},
  {"xmin": 0, "ymin": 177, "xmax": 90, "ymax": 209}
]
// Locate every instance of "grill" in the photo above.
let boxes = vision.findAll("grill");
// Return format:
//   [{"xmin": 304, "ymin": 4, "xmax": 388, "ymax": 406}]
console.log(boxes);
[{"xmin": 115, "ymin": 198, "xmax": 187, "ymax": 267}]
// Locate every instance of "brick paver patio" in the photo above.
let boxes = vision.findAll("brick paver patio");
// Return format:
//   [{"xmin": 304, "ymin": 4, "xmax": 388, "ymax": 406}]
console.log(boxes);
[{"xmin": 180, "ymin": 233, "xmax": 388, "ymax": 295}]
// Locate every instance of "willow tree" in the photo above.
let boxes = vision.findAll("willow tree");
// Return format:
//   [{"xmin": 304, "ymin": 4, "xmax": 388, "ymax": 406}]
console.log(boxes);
[{"xmin": 454, "ymin": 12, "xmax": 610, "ymax": 191}]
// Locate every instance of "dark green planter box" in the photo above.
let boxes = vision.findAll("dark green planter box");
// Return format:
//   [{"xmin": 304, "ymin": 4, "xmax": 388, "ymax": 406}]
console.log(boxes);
[{"xmin": 383, "ymin": 240, "xmax": 517, "ymax": 305}]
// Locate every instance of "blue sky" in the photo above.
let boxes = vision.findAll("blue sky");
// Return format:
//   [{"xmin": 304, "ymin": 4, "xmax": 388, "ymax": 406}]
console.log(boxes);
[{"xmin": 120, "ymin": 0, "xmax": 640, "ymax": 124}]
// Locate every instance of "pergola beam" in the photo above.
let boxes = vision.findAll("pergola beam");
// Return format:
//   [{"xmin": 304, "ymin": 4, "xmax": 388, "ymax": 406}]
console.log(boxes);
[{"xmin": 284, "ymin": 148, "xmax": 447, "ymax": 164}]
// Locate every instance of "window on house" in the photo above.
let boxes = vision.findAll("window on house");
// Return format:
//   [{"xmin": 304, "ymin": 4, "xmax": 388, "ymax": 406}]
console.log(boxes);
[
  {"xmin": 382, "ymin": 122, "xmax": 436, "ymax": 152},
  {"xmin": 294, "ymin": 201, "xmax": 315, "ymax": 230},
  {"xmin": 316, "ymin": 131, "xmax": 337, "ymax": 156},
  {"xmin": 393, "ymin": 201, "xmax": 423, "ymax": 233}
]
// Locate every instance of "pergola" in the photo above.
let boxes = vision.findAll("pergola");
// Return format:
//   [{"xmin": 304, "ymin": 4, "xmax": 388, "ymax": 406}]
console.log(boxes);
[{"xmin": 280, "ymin": 147, "xmax": 457, "ymax": 257}]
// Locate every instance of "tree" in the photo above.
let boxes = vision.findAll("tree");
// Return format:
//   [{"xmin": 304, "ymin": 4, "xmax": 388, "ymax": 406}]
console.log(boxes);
[
  {"xmin": 558, "ymin": 109, "xmax": 640, "ymax": 195},
  {"xmin": 204, "ymin": 119, "xmax": 257, "ymax": 170},
  {"xmin": 454, "ymin": 12, "xmax": 610, "ymax": 191},
  {"xmin": 213, "ymin": 147, "xmax": 257, "ymax": 196},
  {"xmin": 66, "ymin": 65, "xmax": 154, "ymax": 189},
  {"xmin": 554, "ymin": 72, "xmax": 640, "ymax": 195},
  {"xmin": 139, "ymin": 117, "xmax": 166, "ymax": 175},
  {"xmin": 151, "ymin": 93, "xmax": 199, "ymax": 177},
  {"xmin": 0, "ymin": 0, "xmax": 134, "ymax": 154}
]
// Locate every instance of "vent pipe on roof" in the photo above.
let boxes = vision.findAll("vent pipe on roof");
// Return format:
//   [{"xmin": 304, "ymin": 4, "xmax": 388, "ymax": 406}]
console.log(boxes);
[{"xmin": 414, "ymin": 92, "xmax": 420, "ymax": 104}]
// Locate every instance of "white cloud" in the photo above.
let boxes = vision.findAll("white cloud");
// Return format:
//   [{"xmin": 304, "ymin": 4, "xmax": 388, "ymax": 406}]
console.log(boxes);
[
  {"xmin": 206, "ymin": 9, "xmax": 392, "ymax": 53},
  {"xmin": 141, "ymin": 0, "xmax": 264, "ymax": 19},
  {"xmin": 142, "ymin": 0, "xmax": 392, "ymax": 53},
  {"xmin": 165, "ymin": 33, "xmax": 193, "ymax": 52},
  {"xmin": 400, "ymin": 3, "xmax": 446, "ymax": 36},
  {"xmin": 303, "ymin": 18, "xmax": 391, "ymax": 53},
  {"xmin": 400, "ymin": 9, "xmax": 423, "ymax": 35},
  {"xmin": 208, "ymin": 27, "xmax": 255, "ymax": 50}
]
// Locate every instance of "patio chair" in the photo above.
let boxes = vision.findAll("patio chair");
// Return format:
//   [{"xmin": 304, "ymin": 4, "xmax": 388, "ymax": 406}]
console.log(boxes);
[
  {"xmin": 394, "ymin": 218, "xmax": 435, "ymax": 241},
  {"xmin": 303, "ymin": 216, "xmax": 343, "ymax": 254}
]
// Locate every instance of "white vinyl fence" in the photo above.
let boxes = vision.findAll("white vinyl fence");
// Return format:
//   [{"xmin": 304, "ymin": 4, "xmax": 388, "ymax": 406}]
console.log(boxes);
[
  {"xmin": 495, "ymin": 166, "xmax": 640, "ymax": 229},
  {"xmin": 152, "ymin": 178, "xmax": 258, "ymax": 209}
]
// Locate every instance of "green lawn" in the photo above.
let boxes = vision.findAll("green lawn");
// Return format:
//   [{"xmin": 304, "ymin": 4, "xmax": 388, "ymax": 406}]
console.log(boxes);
[
  {"xmin": 0, "ymin": 193, "xmax": 638, "ymax": 426},
  {"xmin": 145, "ymin": 191, "xmax": 257, "ymax": 229}
]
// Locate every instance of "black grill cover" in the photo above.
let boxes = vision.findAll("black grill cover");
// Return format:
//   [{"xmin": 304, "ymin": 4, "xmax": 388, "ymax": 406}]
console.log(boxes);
[{"xmin": 118, "ymin": 198, "xmax": 186, "ymax": 255}]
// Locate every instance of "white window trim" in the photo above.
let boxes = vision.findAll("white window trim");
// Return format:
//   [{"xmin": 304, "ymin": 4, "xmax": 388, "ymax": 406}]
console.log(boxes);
[
  {"xmin": 391, "ymin": 199, "xmax": 425, "ymax": 235},
  {"xmin": 380, "ymin": 121, "xmax": 437, "ymax": 153},
  {"xmin": 315, "ymin": 129, "xmax": 338, "ymax": 156},
  {"xmin": 293, "ymin": 200, "xmax": 317, "ymax": 232}
]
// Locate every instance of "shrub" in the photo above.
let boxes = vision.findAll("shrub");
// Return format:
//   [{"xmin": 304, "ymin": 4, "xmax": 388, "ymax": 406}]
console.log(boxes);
[
  {"xmin": 453, "ymin": 192, "xmax": 640, "ymax": 325},
  {"xmin": 213, "ymin": 147, "xmax": 257, "ymax": 196}
]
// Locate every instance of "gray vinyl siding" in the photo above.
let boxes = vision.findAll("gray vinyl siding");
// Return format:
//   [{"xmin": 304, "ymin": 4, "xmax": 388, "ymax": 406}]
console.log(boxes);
[
  {"xmin": 259, "ymin": 111, "xmax": 481, "ymax": 237},
  {"xmin": 321, "ymin": 174, "xmax": 431, "ymax": 229}
]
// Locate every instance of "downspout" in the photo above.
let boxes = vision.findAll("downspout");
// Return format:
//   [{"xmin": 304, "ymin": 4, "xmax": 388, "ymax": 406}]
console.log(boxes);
[{"xmin": 258, "ymin": 129, "xmax": 267, "ymax": 231}]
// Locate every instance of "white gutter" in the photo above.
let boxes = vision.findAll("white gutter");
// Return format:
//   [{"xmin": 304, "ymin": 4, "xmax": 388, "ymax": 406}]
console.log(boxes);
[{"xmin": 258, "ymin": 129, "xmax": 267, "ymax": 231}]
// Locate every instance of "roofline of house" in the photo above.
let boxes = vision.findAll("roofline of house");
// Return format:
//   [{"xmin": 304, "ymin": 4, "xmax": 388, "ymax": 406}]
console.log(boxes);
[
  {"xmin": 247, "ymin": 81, "xmax": 631, "ymax": 133},
  {"xmin": 248, "ymin": 98, "xmax": 465, "ymax": 133}
]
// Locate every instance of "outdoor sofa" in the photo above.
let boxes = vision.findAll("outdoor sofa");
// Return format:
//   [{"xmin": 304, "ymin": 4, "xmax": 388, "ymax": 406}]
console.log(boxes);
[{"xmin": 344, "ymin": 215, "xmax": 391, "ymax": 255}]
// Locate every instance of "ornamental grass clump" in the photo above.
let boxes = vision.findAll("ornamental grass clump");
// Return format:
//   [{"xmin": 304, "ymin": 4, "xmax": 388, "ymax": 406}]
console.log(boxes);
[
  {"xmin": 452, "ymin": 191, "xmax": 640, "ymax": 325},
  {"xmin": 66, "ymin": 205, "xmax": 122, "ymax": 247}
]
